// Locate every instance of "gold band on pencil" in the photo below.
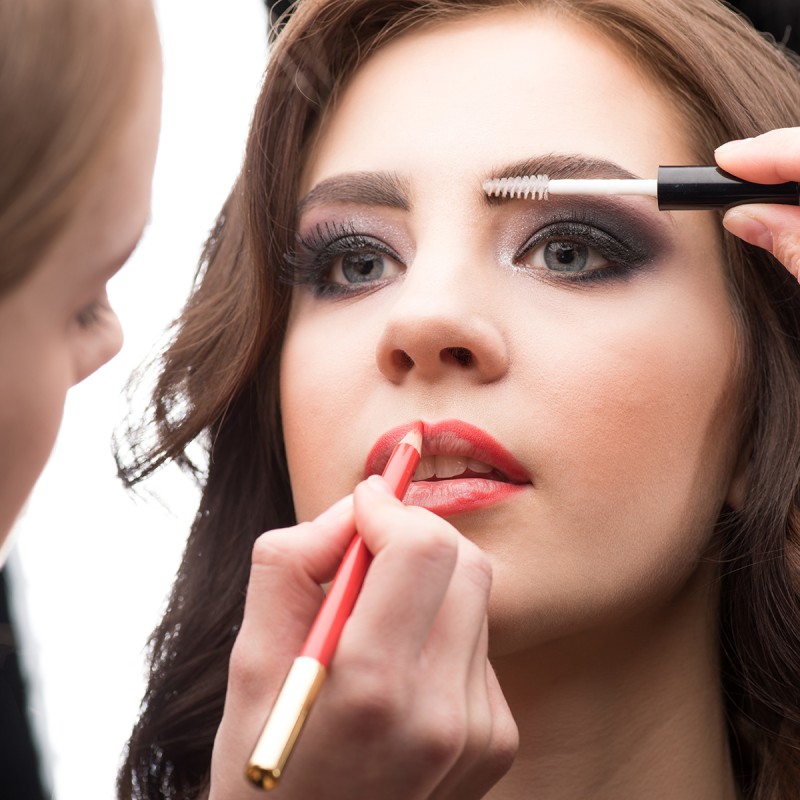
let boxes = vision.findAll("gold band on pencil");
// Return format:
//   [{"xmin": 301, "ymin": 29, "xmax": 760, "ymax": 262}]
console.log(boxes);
[{"xmin": 245, "ymin": 656, "xmax": 327, "ymax": 790}]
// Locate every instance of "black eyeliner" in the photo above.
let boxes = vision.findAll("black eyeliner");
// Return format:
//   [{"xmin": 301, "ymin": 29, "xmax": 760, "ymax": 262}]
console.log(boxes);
[
  {"xmin": 512, "ymin": 204, "xmax": 672, "ymax": 284},
  {"xmin": 283, "ymin": 221, "xmax": 402, "ymax": 298}
]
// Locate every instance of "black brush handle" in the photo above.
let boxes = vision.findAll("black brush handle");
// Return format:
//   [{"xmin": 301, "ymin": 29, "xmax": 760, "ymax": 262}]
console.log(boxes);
[{"xmin": 657, "ymin": 166, "xmax": 800, "ymax": 209}]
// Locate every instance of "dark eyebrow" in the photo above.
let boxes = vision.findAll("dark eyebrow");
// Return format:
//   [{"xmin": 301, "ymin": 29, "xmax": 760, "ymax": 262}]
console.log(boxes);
[
  {"xmin": 483, "ymin": 154, "xmax": 641, "ymax": 206},
  {"xmin": 297, "ymin": 171, "xmax": 411, "ymax": 216}
]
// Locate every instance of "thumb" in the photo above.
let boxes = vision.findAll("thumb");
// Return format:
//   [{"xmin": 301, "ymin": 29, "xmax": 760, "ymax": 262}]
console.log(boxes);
[{"xmin": 723, "ymin": 205, "xmax": 800, "ymax": 281}]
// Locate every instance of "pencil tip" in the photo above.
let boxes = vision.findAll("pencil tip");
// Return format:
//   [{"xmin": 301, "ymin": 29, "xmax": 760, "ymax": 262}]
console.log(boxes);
[{"xmin": 400, "ymin": 422, "xmax": 423, "ymax": 453}]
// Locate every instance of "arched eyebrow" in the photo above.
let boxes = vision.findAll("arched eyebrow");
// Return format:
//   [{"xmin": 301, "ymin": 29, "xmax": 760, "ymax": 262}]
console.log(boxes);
[
  {"xmin": 297, "ymin": 171, "xmax": 411, "ymax": 215},
  {"xmin": 296, "ymin": 157, "xmax": 642, "ymax": 212},
  {"xmin": 483, "ymin": 154, "xmax": 641, "ymax": 206}
]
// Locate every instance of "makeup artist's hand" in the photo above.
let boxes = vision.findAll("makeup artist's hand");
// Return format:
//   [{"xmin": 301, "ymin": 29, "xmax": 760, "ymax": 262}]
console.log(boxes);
[
  {"xmin": 716, "ymin": 128, "xmax": 800, "ymax": 280},
  {"xmin": 208, "ymin": 477, "xmax": 518, "ymax": 800}
]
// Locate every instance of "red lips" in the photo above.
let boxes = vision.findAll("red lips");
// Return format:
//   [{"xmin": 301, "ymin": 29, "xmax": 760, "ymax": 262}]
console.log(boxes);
[{"xmin": 364, "ymin": 420, "xmax": 531, "ymax": 516}]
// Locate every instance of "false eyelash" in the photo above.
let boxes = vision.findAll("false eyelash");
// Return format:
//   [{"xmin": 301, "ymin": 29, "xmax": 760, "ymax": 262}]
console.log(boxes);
[
  {"xmin": 282, "ymin": 220, "xmax": 402, "ymax": 298},
  {"xmin": 281, "ymin": 220, "xmax": 363, "ymax": 286}
]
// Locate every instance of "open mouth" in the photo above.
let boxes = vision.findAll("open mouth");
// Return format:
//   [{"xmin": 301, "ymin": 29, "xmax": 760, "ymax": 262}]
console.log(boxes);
[
  {"xmin": 366, "ymin": 420, "xmax": 530, "ymax": 516},
  {"xmin": 412, "ymin": 455, "xmax": 511, "ymax": 483}
]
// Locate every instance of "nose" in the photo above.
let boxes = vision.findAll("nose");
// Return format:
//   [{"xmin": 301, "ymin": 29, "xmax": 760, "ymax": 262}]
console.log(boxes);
[
  {"xmin": 74, "ymin": 306, "xmax": 124, "ymax": 385},
  {"xmin": 375, "ymin": 265, "xmax": 509, "ymax": 385}
]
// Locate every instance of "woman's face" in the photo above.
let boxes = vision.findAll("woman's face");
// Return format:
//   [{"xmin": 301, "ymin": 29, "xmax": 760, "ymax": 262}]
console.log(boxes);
[
  {"xmin": 280, "ymin": 9, "xmax": 745, "ymax": 653},
  {"xmin": 0, "ymin": 30, "xmax": 162, "ymax": 553}
]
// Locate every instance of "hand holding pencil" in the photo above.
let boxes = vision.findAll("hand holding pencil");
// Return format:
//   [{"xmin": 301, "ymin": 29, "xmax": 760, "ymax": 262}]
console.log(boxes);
[
  {"xmin": 246, "ymin": 425, "xmax": 424, "ymax": 789},
  {"xmin": 206, "ymin": 428, "xmax": 518, "ymax": 799}
]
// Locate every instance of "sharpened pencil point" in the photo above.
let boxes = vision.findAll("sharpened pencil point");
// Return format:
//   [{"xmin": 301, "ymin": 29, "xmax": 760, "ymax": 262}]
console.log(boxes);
[{"xmin": 400, "ymin": 422, "xmax": 423, "ymax": 454}]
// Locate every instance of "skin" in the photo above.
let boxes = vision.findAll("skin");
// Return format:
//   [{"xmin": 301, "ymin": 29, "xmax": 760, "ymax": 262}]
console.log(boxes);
[
  {"xmin": 212, "ymin": 9, "xmax": 800, "ymax": 800},
  {"xmin": 718, "ymin": 128, "xmax": 800, "ymax": 279},
  {"xmin": 282, "ymin": 9, "xmax": 744, "ymax": 654},
  {"xmin": 0, "ymin": 24, "xmax": 162, "ymax": 556}
]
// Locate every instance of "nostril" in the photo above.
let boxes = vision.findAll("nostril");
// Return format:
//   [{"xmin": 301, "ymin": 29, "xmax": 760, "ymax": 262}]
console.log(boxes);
[
  {"xmin": 393, "ymin": 350, "xmax": 415, "ymax": 370},
  {"xmin": 445, "ymin": 347, "xmax": 473, "ymax": 367}
]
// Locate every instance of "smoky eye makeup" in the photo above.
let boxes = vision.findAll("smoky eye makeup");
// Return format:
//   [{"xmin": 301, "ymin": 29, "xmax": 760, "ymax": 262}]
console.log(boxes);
[
  {"xmin": 508, "ymin": 199, "xmax": 675, "ymax": 285},
  {"xmin": 284, "ymin": 196, "xmax": 675, "ymax": 298},
  {"xmin": 282, "ymin": 218, "xmax": 406, "ymax": 299}
]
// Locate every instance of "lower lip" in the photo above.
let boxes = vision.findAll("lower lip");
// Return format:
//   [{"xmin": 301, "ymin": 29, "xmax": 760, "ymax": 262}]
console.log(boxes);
[{"xmin": 403, "ymin": 478, "xmax": 527, "ymax": 517}]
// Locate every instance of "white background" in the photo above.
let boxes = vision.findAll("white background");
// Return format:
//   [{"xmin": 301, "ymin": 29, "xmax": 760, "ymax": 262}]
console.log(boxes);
[{"xmin": 7, "ymin": 2, "xmax": 269, "ymax": 797}]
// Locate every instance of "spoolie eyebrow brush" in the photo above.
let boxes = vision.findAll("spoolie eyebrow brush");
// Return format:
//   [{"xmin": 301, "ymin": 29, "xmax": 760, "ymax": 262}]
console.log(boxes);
[
  {"xmin": 245, "ymin": 422, "xmax": 423, "ymax": 791},
  {"xmin": 483, "ymin": 166, "xmax": 800, "ymax": 210}
]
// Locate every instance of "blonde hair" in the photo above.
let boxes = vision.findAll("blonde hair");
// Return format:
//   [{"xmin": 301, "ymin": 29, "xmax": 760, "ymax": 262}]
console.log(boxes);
[{"xmin": 0, "ymin": 0, "xmax": 156, "ymax": 296}]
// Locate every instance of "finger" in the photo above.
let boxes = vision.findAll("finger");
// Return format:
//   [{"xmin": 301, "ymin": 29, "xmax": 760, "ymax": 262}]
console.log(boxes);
[
  {"xmin": 723, "ymin": 205, "xmax": 800, "ymax": 280},
  {"xmin": 418, "ymin": 541, "xmax": 494, "ymax": 791},
  {"xmin": 479, "ymin": 659, "xmax": 520, "ymax": 785},
  {"xmin": 423, "ymin": 534, "xmax": 492, "ymax": 673},
  {"xmin": 228, "ymin": 495, "xmax": 355, "ymax": 716},
  {"xmin": 427, "ymin": 616, "xmax": 492, "ymax": 800},
  {"xmin": 241, "ymin": 494, "xmax": 355, "ymax": 647},
  {"xmin": 339, "ymin": 476, "xmax": 459, "ymax": 663},
  {"xmin": 429, "ymin": 616, "xmax": 518, "ymax": 800},
  {"xmin": 211, "ymin": 497, "xmax": 357, "ymax": 796},
  {"xmin": 715, "ymin": 128, "xmax": 800, "ymax": 184}
]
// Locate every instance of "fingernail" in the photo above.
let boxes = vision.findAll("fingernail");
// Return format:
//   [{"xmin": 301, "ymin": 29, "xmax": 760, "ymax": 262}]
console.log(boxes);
[
  {"xmin": 365, "ymin": 474, "xmax": 395, "ymax": 496},
  {"xmin": 715, "ymin": 137, "xmax": 754, "ymax": 157},
  {"xmin": 723, "ymin": 210, "xmax": 774, "ymax": 252},
  {"xmin": 314, "ymin": 494, "xmax": 353, "ymax": 523}
]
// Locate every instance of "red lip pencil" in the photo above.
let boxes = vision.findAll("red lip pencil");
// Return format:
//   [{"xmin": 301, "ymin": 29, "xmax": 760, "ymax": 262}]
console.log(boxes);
[{"xmin": 246, "ymin": 422, "xmax": 424, "ymax": 790}]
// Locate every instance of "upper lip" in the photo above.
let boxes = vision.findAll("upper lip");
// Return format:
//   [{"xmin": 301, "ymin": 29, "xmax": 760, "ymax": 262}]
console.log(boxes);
[{"xmin": 364, "ymin": 420, "xmax": 531, "ymax": 484}]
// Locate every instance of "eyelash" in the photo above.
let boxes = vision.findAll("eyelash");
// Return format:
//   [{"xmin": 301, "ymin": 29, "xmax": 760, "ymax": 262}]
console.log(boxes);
[
  {"xmin": 283, "ymin": 214, "xmax": 649, "ymax": 298},
  {"xmin": 75, "ymin": 299, "xmax": 104, "ymax": 329},
  {"xmin": 283, "ymin": 221, "xmax": 403, "ymax": 299},
  {"xmin": 514, "ymin": 216, "xmax": 648, "ymax": 285}
]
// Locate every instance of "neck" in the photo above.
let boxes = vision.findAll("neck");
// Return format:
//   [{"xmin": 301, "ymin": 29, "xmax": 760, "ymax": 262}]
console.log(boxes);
[{"xmin": 487, "ymin": 563, "xmax": 738, "ymax": 800}]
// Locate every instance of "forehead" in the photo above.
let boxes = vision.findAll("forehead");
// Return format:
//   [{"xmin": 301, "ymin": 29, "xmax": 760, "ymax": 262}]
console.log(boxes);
[
  {"xmin": 302, "ymin": 8, "xmax": 696, "ymax": 191},
  {"xmin": 50, "ymin": 41, "xmax": 161, "ymax": 282}
]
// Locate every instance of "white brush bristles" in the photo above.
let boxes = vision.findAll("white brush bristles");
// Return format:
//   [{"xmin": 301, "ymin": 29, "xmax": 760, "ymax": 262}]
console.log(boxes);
[
  {"xmin": 482, "ymin": 175, "xmax": 659, "ymax": 200},
  {"xmin": 482, "ymin": 174, "xmax": 552, "ymax": 199}
]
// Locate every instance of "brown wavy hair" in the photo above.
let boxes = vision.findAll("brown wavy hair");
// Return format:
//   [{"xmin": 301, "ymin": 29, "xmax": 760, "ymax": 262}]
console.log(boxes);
[
  {"xmin": 116, "ymin": 0, "xmax": 800, "ymax": 796},
  {"xmin": 0, "ymin": 0, "xmax": 156, "ymax": 298}
]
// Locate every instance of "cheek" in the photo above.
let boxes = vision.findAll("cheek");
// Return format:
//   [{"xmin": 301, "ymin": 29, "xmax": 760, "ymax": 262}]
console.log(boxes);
[
  {"xmin": 0, "ymin": 351, "xmax": 69, "ymax": 540},
  {"xmin": 518, "ymin": 271, "xmax": 741, "ymax": 564},
  {"xmin": 486, "ymin": 272, "xmax": 742, "ymax": 650},
  {"xmin": 550, "ymin": 328, "xmax": 735, "ymax": 514},
  {"xmin": 279, "ymin": 304, "xmax": 375, "ymax": 520}
]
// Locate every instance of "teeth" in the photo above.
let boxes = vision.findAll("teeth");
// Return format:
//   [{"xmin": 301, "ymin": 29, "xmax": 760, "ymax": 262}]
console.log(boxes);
[
  {"xmin": 412, "ymin": 455, "xmax": 494, "ymax": 480},
  {"xmin": 413, "ymin": 456, "xmax": 436, "ymax": 481},
  {"xmin": 435, "ymin": 456, "xmax": 468, "ymax": 479}
]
